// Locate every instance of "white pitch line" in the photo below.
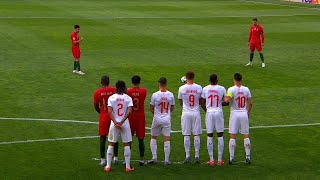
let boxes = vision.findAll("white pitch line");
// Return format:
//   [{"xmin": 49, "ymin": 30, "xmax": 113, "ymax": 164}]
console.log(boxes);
[
  {"xmin": 0, "ymin": 14, "xmax": 318, "ymax": 20},
  {"xmin": 0, "ymin": 117, "xmax": 98, "ymax": 124},
  {"xmin": 240, "ymin": 0, "xmax": 320, "ymax": 10}
]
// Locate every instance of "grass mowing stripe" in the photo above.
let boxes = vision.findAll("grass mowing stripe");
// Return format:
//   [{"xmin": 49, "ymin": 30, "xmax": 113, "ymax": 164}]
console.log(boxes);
[
  {"xmin": 0, "ymin": 117, "xmax": 98, "ymax": 124},
  {"xmin": 240, "ymin": 0, "xmax": 320, "ymax": 10}
]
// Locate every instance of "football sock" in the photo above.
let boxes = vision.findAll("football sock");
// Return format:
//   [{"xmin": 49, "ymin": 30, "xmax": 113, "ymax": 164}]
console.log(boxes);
[
  {"xmin": 194, "ymin": 136, "xmax": 200, "ymax": 158},
  {"xmin": 124, "ymin": 146, "xmax": 131, "ymax": 169},
  {"xmin": 73, "ymin": 61, "xmax": 77, "ymax": 70},
  {"xmin": 207, "ymin": 137, "xmax": 214, "ymax": 161},
  {"xmin": 138, "ymin": 138, "xmax": 145, "ymax": 159},
  {"xmin": 106, "ymin": 145, "xmax": 114, "ymax": 168},
  {"xmin": 100, "ymin": 139, "xmax": 106, "ymax": 158},
  {"xmin": 218, "ymin": 137, "xmax": 224, "ymax": 161},
  {"xmin": 77, "ymin": 61, "xmax": 81, "ymax": 71},
  {"xmin": 244, "ymin": 138, "xmax": 251, "ymax": 160},
  {"xmin": 229, "ymin": 139, "xmax": 236, "ymax": 161},
  {"xmin": 250, "ymin": 53, "xmax": 254, "ymax": 62},
  {"xmin": 259, "ymin": 53, "xmax": 265, "ymax": 63},
  {"xmin": 150, "ymin": 139, "xmax": 157, "ymax": 160},
  {"xmin": 164, "ymin": 141, "xmax": 170, "ymax": 162},
  {"xmin": 114, "ymin": 142, "xmax": 119, "ymax": 158},
  {"xmin": 184, "ymin": 136, "xmax": 191, "ymax": 158}
]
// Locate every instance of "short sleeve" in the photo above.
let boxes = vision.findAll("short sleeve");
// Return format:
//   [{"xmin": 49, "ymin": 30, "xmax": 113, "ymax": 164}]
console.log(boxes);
[
  {"xmin": 201, "ymin": 88, "xmax": 205, "ymax": 98},
  {"xmin": 222, "ymin": 87, "xmax": 227, "ymax": 97},
  {"xmin": 247, "ymin": 88, "xmax": 252, "ymax": 98},
  {"xmin": 93, "ymin": 91, "xmax": 99, "ymax": 104},
  {"xmin": 150, "ymin": 94, "xmax": 155, "ymax": 106},
  {"xmin": 171, "ymin": 93, "xmax": 175, "ymax": 105},
  {"xmin": 107, "ymin": 96, "xmax": 112, "ymax": 107},
  {"xmin": 128, "ymin": 97, "xmax": 133, "ymax": 107},
  {"xmin": 178, "ymin": 87, "xmax": 182, "ymax": 99}
]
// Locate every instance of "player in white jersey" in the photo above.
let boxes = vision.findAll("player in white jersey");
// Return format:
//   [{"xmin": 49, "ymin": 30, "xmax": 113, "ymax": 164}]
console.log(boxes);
[
  {"xmin": 200, "ymin": 74, "xmax": 227, "ymax": 166},
  {"xmin": 224, "ymin": 73, "xmax": 253, "ymax": 165},
  {"xmin": 178, "ymin": 71, "xmax": 203, "ymax": 164},
  {"xmin": 148, "ymin": 77, "xmax": 175, "ymax": 166},
  {"xmin": 105, "ymin": 80, "xmax": 134, "ymax": 172}
]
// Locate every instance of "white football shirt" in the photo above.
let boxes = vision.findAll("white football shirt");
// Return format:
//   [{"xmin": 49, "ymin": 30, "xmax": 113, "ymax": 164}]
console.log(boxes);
[
  {"xmin": 178, "ymin": 83, "xmax": 202, "ymax": 112},
  {"xmin": 150, "ymin": 90, "xmax": 175, "ymax": 118},
  {"xmin": 226, "ymin": 85, "xmax": 252, "ymax": 112},
  {"xmin": 201, "ymin": 84, "xmax": 226, "ymax": 112},
  {"xmin": 108, "ymin": 93, "xmax": 133, "ymax": 123}
]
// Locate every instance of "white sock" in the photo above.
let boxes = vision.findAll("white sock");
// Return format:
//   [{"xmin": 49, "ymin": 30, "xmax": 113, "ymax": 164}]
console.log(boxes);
[
  {"xmin": 100, "ymin": 158, "xmax": 105, "ymax": 163},
  {"xmin": 229, "ymin": 139, "xmax": 236, "ymax": 161},
  {"xmin": 207, "ymin": 137, "xmax": 214, "ymax": 161},
  {"xmin": 164, "ymin": 141, "xmax": 170, "ymax": 162},
  {"xmin": 150, "ymin": 139, "xmax": 157, "ymax": 160},
  {"xmin": 184, "ymin": 136, "xmax": 190, "ymax": 158},
  {"xmin": 106, "ymin": 145, "xmax": 114, "ymax": 168},
  {"xmin": 124, "ymin": 146, "xmax": 131, "ymax": 169},
  {"xmin": 194, "ymin": 136, "xmax": 200, "ymax": 158},
  {"xmin": 113, "ymin": 156, "xmax": 118, "ymax": 161},
  {"xmin": 244, "ymin": 138, "xmax": 251, "ymax": 160},
  {"xmin": 218, "ymin": 137, "xmax": 224, "ymax": 161}
]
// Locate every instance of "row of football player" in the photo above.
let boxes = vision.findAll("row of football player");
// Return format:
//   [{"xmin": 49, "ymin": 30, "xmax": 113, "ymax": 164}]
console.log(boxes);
[{"xmin": 93, "ymin": 71, "xmax": 252, "ymax": 172}]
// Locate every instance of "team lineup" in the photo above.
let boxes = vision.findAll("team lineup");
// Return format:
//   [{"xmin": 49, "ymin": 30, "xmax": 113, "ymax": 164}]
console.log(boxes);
[{"xmin": 93, "ymin": 71, "xmax": 252, "ymax": 172}]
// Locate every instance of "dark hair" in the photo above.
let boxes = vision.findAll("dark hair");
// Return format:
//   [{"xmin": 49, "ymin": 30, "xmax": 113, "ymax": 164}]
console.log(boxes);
[
  {"xmin": 234, "ymin": 73, "xmax": 242, "ymax": 82},
  {"xmin": 115, "ymin": 80, "xmax": 126, "ymax": 94},
  {"xmin": 185, "ymin": 70, "xmax": 195, "ymax": 80},
  {"xmin": 101, "ymin": 76, "xmax": 110, "ymax": 86},
  {"xmin": 209, "ymin": 74, "xmax": 218, "ymax": 84},
  {"xmin": 74, "ymin": 25, "xmax": 80, "ymax": 29},
  {"xmin": 252, "ymin": 17, "xmax": 258, "ymax": 21},
  {"xmin": 158, "ymin": 77, "xmax": 167, "ymax": 86},
  {"xmin": 131, "ymin": 75, "xmax": 141, "ymax": 85}
]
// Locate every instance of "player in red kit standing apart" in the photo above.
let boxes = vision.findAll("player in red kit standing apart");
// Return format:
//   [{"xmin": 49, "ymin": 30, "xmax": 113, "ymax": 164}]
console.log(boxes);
[
  {"xmin": 246, "ymin": 17, "xmax": 266, "ymax": 68},
  {"xmin": 127, "ymin": 75, "xmax": 147, "ymax": 166},
  {"xmin": 93, "ymin": 76, "xmax": 119, "ymax": 166},
  {"xmin": 70, "ymin": 24, "xmax": 85, "ymax": 75}
]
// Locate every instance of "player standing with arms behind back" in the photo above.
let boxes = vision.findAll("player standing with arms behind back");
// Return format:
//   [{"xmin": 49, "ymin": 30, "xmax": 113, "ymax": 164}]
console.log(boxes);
[
  {"xmin": 70, "ymin": 25, "xmax": 85, "ymax": 75},
  {"xmin": 224, "ymin": 73, "xmax": 253, "ymax": 165},
  {"xmin": 105, "ymin": 81, "xmax": 134, "ymax": 172},
  {"xmin": 246, "ymin": 17, "xmax": 266, "ymax": 68},
  {"xmin": 93, "ymin": 76, "xmax": 119, "ymax": 166},
  {"xmin": 127, "ymin": 75, "xmax": 147, "ymax": 166},
  {"xmin": 149, "ymin": 77, "xmax": 175, "ymax": 165},
  {"xmin": 200, "ymin": 74, "xmax": 227, "ymax": 166},
  {"xmin": 178, "ymin": 71, "xmax": 203, "ymax": 164}
]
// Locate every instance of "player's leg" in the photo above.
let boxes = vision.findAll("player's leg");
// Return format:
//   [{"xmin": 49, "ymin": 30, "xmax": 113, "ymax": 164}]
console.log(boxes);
[
  {"xmin": 240, "ymin": 112, "xmax": 251, "ymax": 164},
  {"xmin": 98, "ymin": 115, "xmax": 108, "ymax": 166},
  {"xmin": 193, "ymin": 113, "xmax": 202, "ymax": 164},
  {"xmin": 149, "ymin": 119, "xmax": 160, "ymax": 163},
  {"xmin": 181, "ymin": 113, "xmax": 191, "ymax": 163},
  {"xmin": 121, "ymin": 123, "xmax": 133, "ymax": 172},
  {"xmin": 228, "ymin": 112, "xmax": 239, "ymax": 164},
  {"xmin": 137, "ymin": 116, "xmax": 146, "ymax": 165},
  {"xmin": 75, "ymin": 48, "xmax": 85, "ymax": 75},
  {"xmin": 246, "ymin": 43, "xmax": 255, "ymax": 66},
  {"xmin": 72, "ymin": 47, "xmax": 79, "ymax": 73},
  {"xmin": 216, "ymin": 111, "xmax": 225, "ymax": 165},
  {"xmin": 163, "ymin": 121, "xmax": 171, "ymax": 165},
  {"xmin": 105, "ymin": 123, "xmax": 119, "ymax": 172},
  {"xmin": 257, "ymin": 43, "xmax": 265, "ymax": 67},
  {"xmin": 99, "ymin": 135, "xmax": 107, "ymax": 166},
  {"xmin": 205, "ymin": 112, "xmax": 214, "ymax": 166}
]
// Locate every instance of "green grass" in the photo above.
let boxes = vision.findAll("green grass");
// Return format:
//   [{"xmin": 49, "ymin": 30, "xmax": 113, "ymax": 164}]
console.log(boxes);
[{"xmin": 0, "ymin": 0, "xmax": 319, "ymax": 179}]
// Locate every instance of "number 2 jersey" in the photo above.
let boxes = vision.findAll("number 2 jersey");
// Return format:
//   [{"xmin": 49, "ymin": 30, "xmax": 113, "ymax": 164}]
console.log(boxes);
[
  {"xmin": 178, "ymin": 83, "xmax": 202, "ymax": 113},
  {"xmin": 201, "ymin": 85, "xmax": 226, "ymax": 112},
  {"xmin": 226, "ymin": 85, "xmax": 252, "ymax": 112},
  {"xmin": 107, "ymin": 93, "xmax": 133, "ymax": 123}
]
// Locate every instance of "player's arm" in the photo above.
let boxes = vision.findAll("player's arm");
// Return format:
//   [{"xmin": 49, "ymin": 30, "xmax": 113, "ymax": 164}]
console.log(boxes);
[
  {"xmin": 120, "ymin": 107, "xmax": 132, "ymax": 126},
  {"xmin": 108, "ymin": 106, "xmax": 116, "ymax": 124},
  {"xmin": 93, "ymin": 92, "xmax": 100, "ymax": 114},
  {"xmin": 261, "ymin": 28, "xmax": 265, "ymax": 46},
  {"xmin": 170, "ymin": 105, "xmax": 175, "ymax": 112},
  {"xmin": 179, "ymin": 99, "xmax": 183, "ymax": 107},
  {"xmin": 72, "ymin": 36, "xmax": 83, "ymax": 44},
  {"xmin": 222, "ymin": 96, "xmax": 229, "ymax": 106},
  {"xmin": 150, "ymin": 104, "xmax": 155, "ymax": 114},
  {"xmin": 94, "ymin": 103, "xmax": 100, "ymax": 114},
  {"xmin": 247, "ymin": 97, "xmax": 253, "ymax": 118},
  {"xmin": 248, "ymin": 28, "xmax": 252, "ymax": 45},
  {"xmin": 200, "ymin": 98, "xmax": 206, "ymax": 112}
]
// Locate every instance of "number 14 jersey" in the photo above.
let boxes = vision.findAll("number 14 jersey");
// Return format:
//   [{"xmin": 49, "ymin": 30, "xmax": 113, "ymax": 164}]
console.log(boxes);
[{"xmin": 226, "ymin": 85, "xmax": 252, "ymax": 112}]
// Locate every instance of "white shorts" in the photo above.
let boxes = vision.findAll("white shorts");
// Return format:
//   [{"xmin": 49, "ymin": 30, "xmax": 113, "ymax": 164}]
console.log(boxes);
[
  {"xmin": 206, "ymin": 111, "xmax": 224, "ymax": 134},
  {"xmin": 229, "ymin": 111, "xmax": 249, "ymax": 135},
  {"xmin": 151, "ymin": 116, "xmax": 171, "ymax": 137},
  {"xmin": 108, "ymin": 122, "xmax": 132, "ymax": 143},
  {"xmin": 181, "ymin": 112, "xmax": 202, "ymax": 136}
]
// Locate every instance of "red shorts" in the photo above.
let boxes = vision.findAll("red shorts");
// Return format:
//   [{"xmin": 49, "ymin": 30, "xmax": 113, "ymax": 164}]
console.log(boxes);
[
  {"xmin": 129, "ymin": 115, "xmax": 146, "ymax": 138},
  {"xmin": 99, "ymin": 113, "xmax": 111, "ymax": 136},
  {"xmin": 249, "ymin": 41, "xmax": 262, "ymax": 52},
  {"xmin": 72, "ymin": 46, "xmax": 81, "ymax": 59}
]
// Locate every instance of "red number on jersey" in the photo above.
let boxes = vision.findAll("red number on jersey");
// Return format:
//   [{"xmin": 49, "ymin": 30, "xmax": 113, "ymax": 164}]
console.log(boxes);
[
  {"xmin": 189, "ymin": 95, "xmax": 195, "ymax": 107},
  {"xmin": 158, "ymin": 102, "xmax": 169, "ymax": 113},
  {"xmin": 236, "ymin": 96, "xmax": 246, "ymax": 108},
  {"xmin": 208, "ymin": 95, "xmax": 219, "ymax": 107},
  {"xmin": 133, "ymin": 98, "xmax": 139, "ymax": 111},
  {"xmin": 117, "ymin": 103, "xmax": 124, "ymax": 116}
]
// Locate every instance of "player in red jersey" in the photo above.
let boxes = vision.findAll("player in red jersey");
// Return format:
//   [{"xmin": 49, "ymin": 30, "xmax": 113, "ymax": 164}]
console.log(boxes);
[
  {"xmin": 93, "ymin": 76, "xmax": 119, "ymax": 166},
  {"xmin": 127, "ymin": 75, "xmax": 147, "ymax": 166},
  {"xmin": 70, "ymin": 25, "xmax": 85, "ymax": 75},
  {"xmin": 246, "ymin": 17, "xmax": 266, "ymax": 68}
]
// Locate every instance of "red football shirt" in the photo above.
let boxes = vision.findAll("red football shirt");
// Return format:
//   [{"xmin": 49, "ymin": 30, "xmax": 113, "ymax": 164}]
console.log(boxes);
[
  {"xmin": 70, "ymin": 32, "xmax": 80, "ymax": 48},
  {"xmin": 127, "ymin": 87, "xmax": 147, "ymax": 116},
  {"xmin": 248, "ymin": 25, "xmax": 264, "ymax": 43},
  {"xmin": 93, "ymin": 86, "xmax": 116, "ymax": 114}
]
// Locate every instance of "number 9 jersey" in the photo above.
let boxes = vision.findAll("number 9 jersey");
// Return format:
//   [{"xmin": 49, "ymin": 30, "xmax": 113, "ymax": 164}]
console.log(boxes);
[{"xmin": 178, "ymin": 83, "xmax": 202, "ymax": 112}]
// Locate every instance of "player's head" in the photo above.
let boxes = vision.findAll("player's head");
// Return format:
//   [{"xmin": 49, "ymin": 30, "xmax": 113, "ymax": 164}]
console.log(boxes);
[
  {"xmin": 158, "ymin": 77, "xmax": 167, "ymax": 88},
  {"xmin": 115, "ymin": 80, "xmax": 126, "ymax": 94},
  {"xmin": 252, "ymin": 17, "xmax": 258, "ymax": 26},
  {"xmin": 131, "ymin": 75, "xmax": 141, "ymax": 86},
  {"xmin": 233, "ymin": 73, "xmax": 242, "ymax": 83},
  {"xmin": 101, "ymin": 75, "xmax": 110, "ymax": 86},
  {"xmin": 209, "ymin": 74, "xmax": 218, "ymax": 85},
  {"xmin": 74, "ymin": 25, "xmax": 80, "ymax": 33},
  {"xmin": 185, "ymin": 70, "xmax": 195, "ymax": 81}
]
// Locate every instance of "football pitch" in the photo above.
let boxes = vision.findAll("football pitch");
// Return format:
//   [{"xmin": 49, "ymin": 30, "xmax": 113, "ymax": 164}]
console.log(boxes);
[{"xmin": 0, "ymin": 0, "xmax": 319, "ymax": 179}]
